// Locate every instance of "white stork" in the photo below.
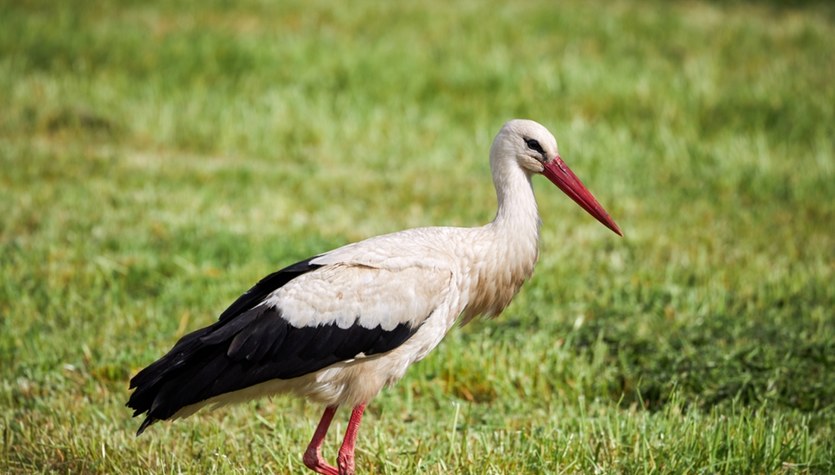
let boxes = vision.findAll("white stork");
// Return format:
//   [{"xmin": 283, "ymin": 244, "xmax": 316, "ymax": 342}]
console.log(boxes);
[{"xmin": 127, "ymin": 119, "xmax": 621, "ymax": 475}]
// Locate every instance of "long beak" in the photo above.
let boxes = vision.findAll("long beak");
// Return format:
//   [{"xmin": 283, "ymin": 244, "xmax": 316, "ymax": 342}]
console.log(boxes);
[{"xmin": 542, "ymin": 155, "xmax": 623, "ymax": 236}]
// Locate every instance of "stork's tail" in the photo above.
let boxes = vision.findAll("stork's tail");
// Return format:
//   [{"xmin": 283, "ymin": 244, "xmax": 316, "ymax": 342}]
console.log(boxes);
[
  {"xmin": 126, "ymin": 324, "xmax": 219, "ymax": 436},
  {"xmin": 135, "ymin": 414, "xmax": 157, "ymax": 436}
]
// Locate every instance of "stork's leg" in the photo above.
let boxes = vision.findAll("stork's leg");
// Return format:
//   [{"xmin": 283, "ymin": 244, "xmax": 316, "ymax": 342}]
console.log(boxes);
[
  {"xmin": 336, "ymin": 403, "xmax": 366, "ymax": 475},
  {"xmin": 303, "ymin": 406, "xmax": 339, "ymax": 475}
]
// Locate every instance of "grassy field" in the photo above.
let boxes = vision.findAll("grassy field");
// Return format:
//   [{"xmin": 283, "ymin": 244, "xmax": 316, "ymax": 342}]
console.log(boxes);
[{"xmin": 1, "ymin": 0, "xmax": 833, "ymax": 473}]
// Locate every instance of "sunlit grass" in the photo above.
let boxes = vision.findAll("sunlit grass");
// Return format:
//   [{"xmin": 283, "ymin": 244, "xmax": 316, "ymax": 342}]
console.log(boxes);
[{"xmin": 1, "ymin": 0, "xmax": 833, "ymax": 473}]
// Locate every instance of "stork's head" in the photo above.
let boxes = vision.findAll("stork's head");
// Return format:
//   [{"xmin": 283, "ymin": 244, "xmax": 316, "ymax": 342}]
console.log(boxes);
[{"xmin": 491, "ymin": 119, "xmax": 622, "ymax": 236}]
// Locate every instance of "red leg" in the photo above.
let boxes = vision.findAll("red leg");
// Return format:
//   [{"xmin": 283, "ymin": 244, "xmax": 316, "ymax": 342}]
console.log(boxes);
[
  {"xmin": 303, "ymin": 406, "xmax": 339, "ymax": 475},
  {"xmin": 336, "ymin": 403, "xmax": 366, "ymax": 475}
]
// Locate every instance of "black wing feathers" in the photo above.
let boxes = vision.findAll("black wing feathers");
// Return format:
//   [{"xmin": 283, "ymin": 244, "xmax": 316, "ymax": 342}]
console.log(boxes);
[
  {"xmin": 218, "ymin": 257, "xmax": 321, "ymax": 322},
  {"xmin": 127, "ymin": 257, "xmax": 421, "ymax": 435}
]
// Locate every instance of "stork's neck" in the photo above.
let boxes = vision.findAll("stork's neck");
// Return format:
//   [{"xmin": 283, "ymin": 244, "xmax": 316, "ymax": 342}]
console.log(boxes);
[
  {"xmin": 458, "ymin": 159, "xmax": 541, "ymax": 324},
  {"xmin": 490, "ymin": 159, "xmax": 541, "ymax": 239}
]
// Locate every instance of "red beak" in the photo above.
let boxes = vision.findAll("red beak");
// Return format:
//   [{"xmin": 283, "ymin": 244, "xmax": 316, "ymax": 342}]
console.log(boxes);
[{"xmin": 542, "ymin": 155, "xmax": 623, "ymax": 236}]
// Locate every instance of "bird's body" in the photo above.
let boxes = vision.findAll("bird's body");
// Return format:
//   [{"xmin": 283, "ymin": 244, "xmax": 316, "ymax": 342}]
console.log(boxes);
[{"xmin": 128, "ymin": 120, "xmax": 621, "ymax": 475}]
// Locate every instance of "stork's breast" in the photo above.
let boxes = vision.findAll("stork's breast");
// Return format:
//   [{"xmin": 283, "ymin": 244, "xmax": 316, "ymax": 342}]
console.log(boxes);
[{"xmin": 460, "ymin": 255, "xmax": 536, "ymax": 325}]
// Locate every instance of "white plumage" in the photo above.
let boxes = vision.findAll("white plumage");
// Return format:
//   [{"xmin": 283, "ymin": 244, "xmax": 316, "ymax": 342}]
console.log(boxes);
[{"xmin": 128, "ymin": 119, "xmax": 621, "ymax": 475}]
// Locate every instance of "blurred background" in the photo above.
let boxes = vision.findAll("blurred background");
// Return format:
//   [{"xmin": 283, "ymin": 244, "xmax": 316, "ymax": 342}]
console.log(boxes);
[{"xmin": 1, "ymin": 0, "xmax": 833, "ymax": 473}]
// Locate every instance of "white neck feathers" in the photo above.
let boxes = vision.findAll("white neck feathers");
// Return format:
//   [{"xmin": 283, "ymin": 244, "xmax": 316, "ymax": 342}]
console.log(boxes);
[{"xmin": 459, "ymin": 150, "xmax": 541, "ymax": 324}]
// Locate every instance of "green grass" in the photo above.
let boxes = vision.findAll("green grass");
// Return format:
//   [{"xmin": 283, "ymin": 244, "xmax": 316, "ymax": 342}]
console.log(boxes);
[{"xmin": 1, "ymin": 0, "xmax": 833, "ymax": 473}]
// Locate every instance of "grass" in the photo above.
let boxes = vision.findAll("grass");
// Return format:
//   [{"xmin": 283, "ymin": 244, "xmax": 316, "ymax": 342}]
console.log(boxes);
[{"xmin": 1, "ymin": 0, "xmax": 833, "ymax": 473}]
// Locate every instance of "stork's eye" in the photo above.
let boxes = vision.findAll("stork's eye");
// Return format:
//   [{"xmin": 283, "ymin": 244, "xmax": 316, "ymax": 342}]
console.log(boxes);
[{"xmin": 524, "ymin": 138, "xmax": 545, "ymax": 155}]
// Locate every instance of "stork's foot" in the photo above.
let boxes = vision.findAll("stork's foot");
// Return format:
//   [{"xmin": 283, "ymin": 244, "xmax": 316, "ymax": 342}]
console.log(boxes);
[
  {"xmin": 336, "ymin": 452, "xmax": 355, "ymax": 475},
  {"xmin": 302, "ymin": 403, "xmax": 366, "ymax": 475},
  {"xmin": 303, "ymin": 447, "xmax": 338, "ymax": 475},
  {"xmin": 335, "ymin": 404, "xmax": 365, "ymax": 475},
  {"xmin": 304, "ymin": 406, "xmax": 339, "ymax": 475}
]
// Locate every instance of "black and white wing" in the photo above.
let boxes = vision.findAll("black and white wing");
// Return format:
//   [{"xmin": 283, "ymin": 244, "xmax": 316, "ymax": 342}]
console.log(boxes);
[{"xmin": 127, "ymin": 248, "xmax": 453, "ymax": 434}]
